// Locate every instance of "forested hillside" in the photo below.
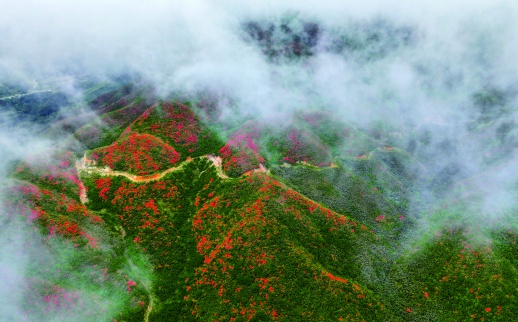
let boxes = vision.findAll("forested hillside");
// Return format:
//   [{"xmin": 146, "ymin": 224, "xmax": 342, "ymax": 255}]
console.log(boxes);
[{"xmin": 2, "ymin": 82, "xmax": 517, "ymax": 321}]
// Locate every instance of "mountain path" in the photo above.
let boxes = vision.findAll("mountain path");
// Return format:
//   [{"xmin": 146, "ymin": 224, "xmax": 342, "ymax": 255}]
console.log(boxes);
[
  {"xmin": 76, "ymin": 146, "xmax": 407, "ymax": 186},
  {"xmin": 0, "ymin": 89, "xmax": 54, "ymax": 101},
  {"xmin": 77, "ymin": 154, "xmax": 229, "ymax": 183},
  {"xmin": 120, "ymin": 226, "xmax": 154, "ymax": 322}
]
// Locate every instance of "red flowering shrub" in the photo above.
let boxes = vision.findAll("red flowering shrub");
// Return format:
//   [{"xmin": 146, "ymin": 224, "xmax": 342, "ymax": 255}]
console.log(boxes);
[
  {"xmin": 6, "ymin": 180, "xmax": 102, "ymax": 248},
  {"xmin": 12, "ymin": 151, "xmax": 82, "ymax": 196},
  {"xmin": 95, "ymin": 177, "xmax": 112, "ymax": 201},
  {"xmin": 185, "ymin": 172, "xmax": 381, "ymax": 320},
  {"xmin": 219, "ymin": 144, "xmax": 264, "ymax": 177},
  {"xmin": 125, "ymin": 102, "xmax": 223, "ymax": 159},
  {"xmin": 218, "ymin": 125, "xmax": 265, "ymax": 177},
  {"xmin": 92, "ymin": 132, "xmax": 180, "ymax": 175}
]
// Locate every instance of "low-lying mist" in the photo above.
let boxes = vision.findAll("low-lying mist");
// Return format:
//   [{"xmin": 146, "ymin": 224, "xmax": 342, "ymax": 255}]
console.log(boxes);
[{"xmin": 1, "ymin": 0, "xmax": 517, "ymax": 320}]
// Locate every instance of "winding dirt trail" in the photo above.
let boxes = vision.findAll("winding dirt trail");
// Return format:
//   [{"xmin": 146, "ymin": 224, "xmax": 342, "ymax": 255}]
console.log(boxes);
[
  {"xmin": 206, "ymin": 155, "xmax": 229, "ymax": 179},
  {"xmin": 78, "ymin": 181, "xmax": 88, "ymax": 203},
  {"xmin": 76, "ymin": 146, "xmax": 413, "ymax": 186},
  {"xmin": 77, "ymin": 154, "xmax": 198, "ymax": 183},
  {"xmin": 352, "ymin": 146, "xmax": 402, "ymax": 160},
  {"xmin": 0, "ymin": 89, "xmax": 54, "ymax": 101},
  {"xmin": 344, "ymin": 146, "xmax": 427, "ymax": 172},
  {"xmin": 120, "ymin": 227, "xmax": 154, "ymax": 322}
]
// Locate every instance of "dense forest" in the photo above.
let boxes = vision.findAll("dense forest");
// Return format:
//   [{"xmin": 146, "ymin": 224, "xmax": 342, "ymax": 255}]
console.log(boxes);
[{"xmin": 2, "ymin": 78, "xmax": 517, "ymax": 321}]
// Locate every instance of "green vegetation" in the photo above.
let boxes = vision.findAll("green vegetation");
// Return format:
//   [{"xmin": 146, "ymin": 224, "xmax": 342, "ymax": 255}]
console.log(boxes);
[{"xmin": 4, "ymin": 85, "xmax": 518, "ymax": 321}]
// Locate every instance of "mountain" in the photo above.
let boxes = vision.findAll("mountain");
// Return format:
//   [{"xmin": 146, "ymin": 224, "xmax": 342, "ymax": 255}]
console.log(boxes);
[{"xmin": 2, "ymin": 79, "xmax": 517, "ymax": 322}]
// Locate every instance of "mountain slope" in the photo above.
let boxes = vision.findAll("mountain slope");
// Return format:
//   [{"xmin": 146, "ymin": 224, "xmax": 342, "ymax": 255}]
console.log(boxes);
[{"xmin": 3, "ymin": 85, "xmax": 518, "ymax": 321}]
